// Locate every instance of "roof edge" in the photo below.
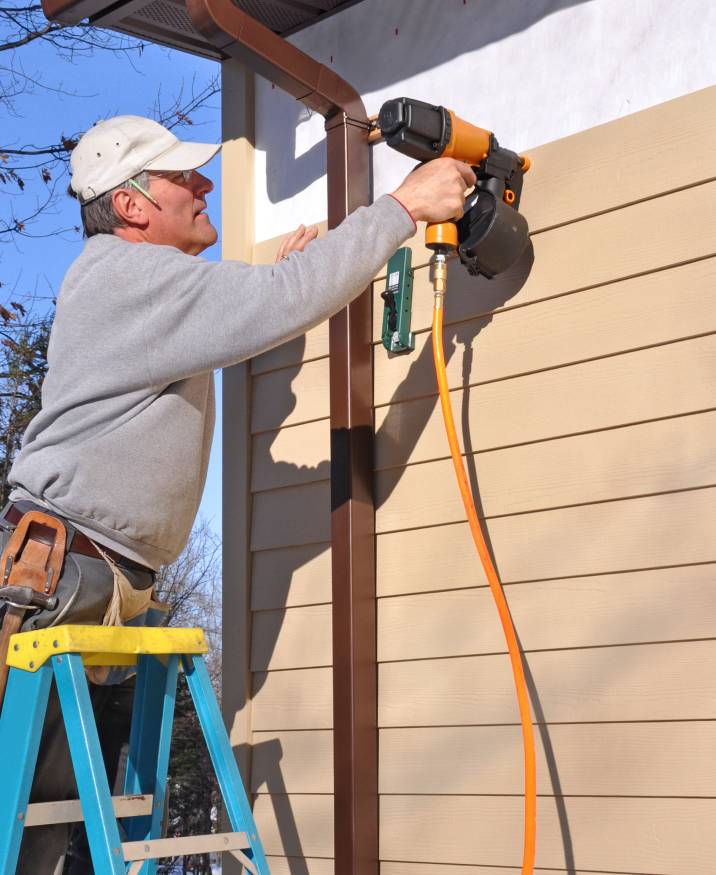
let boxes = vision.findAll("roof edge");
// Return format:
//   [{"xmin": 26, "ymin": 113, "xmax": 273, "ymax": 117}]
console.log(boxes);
[{"xmin": 42, "ymin": 0, "xmax": 105, "ymax": 24}]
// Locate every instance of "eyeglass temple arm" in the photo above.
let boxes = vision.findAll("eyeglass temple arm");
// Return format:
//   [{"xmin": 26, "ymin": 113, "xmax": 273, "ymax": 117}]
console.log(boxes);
[{"xmin": 127, "ymin": 178, "xmax": 160, "ymax": 208}]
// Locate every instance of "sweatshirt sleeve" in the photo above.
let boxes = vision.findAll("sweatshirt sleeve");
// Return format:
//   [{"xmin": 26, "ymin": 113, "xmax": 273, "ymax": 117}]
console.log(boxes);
[{"xmin": 141, "ymin": 194, "xmax": 416, "ymax": 385}]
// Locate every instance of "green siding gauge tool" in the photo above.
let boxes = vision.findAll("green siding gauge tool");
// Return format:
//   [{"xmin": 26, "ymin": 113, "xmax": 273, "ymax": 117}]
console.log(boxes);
[{"xmin": 380, "ymin": 247, "xmax": 415, "ymax": 354}]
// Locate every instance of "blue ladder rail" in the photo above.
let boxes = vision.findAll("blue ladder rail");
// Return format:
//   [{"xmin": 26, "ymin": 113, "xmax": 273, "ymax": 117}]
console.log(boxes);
[{"xmin": 0, "ymin": 625, "xmax": 270, "ymax": 875}]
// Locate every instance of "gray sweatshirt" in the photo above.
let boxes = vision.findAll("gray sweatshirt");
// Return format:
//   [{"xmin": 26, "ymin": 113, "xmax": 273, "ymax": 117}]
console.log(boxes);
[{"xmin": 9, "ymin": 194, "xmax": 415, "ymax": 570}]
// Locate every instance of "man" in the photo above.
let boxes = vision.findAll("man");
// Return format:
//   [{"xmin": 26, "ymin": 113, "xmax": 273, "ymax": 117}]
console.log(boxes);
[{"xmin": 1, "ymin": 114, "xmax": 475, "ymax": 871}]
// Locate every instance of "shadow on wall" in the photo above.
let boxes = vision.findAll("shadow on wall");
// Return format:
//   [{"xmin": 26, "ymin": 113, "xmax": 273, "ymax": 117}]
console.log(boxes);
[
  {"xmin": 246, "ymin": 242, "xmax": 580, "ymax": 871},
  {"xmin": 254, "ymin": 243, "xmax": 535, "ymax": 678},
  {"xmin": 259, "ymin": 0, "xmax": 595, "ymax": 203}
]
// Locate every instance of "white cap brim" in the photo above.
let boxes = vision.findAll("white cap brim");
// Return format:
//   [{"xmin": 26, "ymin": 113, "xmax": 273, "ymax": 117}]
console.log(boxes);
[{"xmin": 144, "ymin": 140, "xmax": 221, "ymax": 172}]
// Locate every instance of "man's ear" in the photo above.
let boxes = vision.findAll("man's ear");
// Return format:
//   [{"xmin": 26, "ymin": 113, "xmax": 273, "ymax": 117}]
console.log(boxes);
[{"xmin": 111, "ymin": 187, "xmax": 151, "ymax": 227}]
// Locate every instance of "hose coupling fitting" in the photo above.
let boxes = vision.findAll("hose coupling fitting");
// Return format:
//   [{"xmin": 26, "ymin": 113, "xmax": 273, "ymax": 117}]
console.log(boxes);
[{"xmin": 431, "ymin": 251, "xmax": 449, "ymax": 306}]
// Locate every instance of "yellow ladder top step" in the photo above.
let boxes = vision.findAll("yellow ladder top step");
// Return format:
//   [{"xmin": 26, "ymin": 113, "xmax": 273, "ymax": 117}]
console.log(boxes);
[{"xmin": 5, "ymin": 625, "xmax": 208, "ymax": 672}]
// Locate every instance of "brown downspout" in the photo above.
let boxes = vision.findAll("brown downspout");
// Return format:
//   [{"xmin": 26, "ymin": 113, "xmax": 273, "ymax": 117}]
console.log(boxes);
[{"xmin": 184, "ymin": 6, "xmax": 377, "ymax": 873}]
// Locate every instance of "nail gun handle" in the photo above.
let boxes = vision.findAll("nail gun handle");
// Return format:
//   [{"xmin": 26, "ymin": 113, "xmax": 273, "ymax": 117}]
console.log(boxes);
[{"xmin": 426, "ymin": 221, "xmax": 458, "ymax": 252}]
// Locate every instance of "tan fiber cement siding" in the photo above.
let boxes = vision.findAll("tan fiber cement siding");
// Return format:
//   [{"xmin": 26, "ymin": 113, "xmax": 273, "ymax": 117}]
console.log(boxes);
[
  {"xmin": 238, "ymin": 86, "xmax": 716, "ymax": 873},
  {"xmin": 246, "ymin": 227, "xmax": 333, "ymax": 874}
]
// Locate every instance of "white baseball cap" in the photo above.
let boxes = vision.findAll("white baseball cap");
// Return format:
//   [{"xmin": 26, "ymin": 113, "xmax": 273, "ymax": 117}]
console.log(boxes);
[{"xmin": 70, "ymin": 115, "xmax": 221, "ymax": 204}]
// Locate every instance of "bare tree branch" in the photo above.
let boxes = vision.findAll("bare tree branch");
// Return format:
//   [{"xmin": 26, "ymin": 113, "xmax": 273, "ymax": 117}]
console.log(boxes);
[
  {"xmin": 0, "ymin": 144, "xmax": 73, "ymax": 156},
  {"xmin": 155, "ymin": 74, "xmax": 221, "ymax": 130},
  {"xmin": 0, "ymin": 21, "xmax": 60, "ymax": 50}
]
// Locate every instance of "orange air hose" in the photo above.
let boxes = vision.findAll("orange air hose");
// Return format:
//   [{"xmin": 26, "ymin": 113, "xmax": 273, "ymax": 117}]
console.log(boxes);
[{"xmin": 431, "ymin": 279, "xmax": 537, "ymax": 874}]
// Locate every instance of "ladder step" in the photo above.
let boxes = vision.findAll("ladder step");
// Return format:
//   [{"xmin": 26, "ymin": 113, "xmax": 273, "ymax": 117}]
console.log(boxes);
[
  {"xmin": 24, "ymin": 794, "xmax": 153, "ymax": 827},
  {"xmin": 123, "ymin": 831, "xmax": 256, "ymax": 875},
  {"xmin": 0, "ymin": 640, "xmax": 268, "ymax": 875}
]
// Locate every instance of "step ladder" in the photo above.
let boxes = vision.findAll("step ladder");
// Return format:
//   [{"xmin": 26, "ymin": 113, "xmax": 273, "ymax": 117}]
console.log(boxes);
[{"xmin": 0, "ymin": 625, "xmax": 270, "ymax": 875}]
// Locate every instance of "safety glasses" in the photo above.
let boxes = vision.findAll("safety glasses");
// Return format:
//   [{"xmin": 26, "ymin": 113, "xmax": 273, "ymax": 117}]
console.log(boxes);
[
  {"xmin": 152, "ymin": 169, "xmax": 195, "ymax": 184},
  {"xmin": 127, "ymin": 169, "xmax": 196, "ymax": 208}
]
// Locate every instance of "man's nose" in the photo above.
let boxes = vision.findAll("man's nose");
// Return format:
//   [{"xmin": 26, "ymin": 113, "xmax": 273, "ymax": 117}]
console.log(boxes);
[{"xmin": 193, "ymin": 171, "xmax": 214, "ymax": 195}]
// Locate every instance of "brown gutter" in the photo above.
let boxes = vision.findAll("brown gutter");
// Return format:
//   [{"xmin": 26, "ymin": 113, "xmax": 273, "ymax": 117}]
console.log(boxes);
[{"xmin": 41, "ymin": 0, "xmax": 102, "ymax": 23}]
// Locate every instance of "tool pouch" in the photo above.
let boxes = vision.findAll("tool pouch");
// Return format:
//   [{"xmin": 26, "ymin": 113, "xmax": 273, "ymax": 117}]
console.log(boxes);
[
  {"xmin": 87, "ymin": 541, "xmax": 169, "ymax": 685},
  {"xmin": 0, "ymin": 512, "xmax": 67, "ymax": 706},
  {"xmin": 0, "ymin": 511, "xmax": 66, "ymax": 603},
  {"xmin": 91, "ymin": 541, "xmax": 159, "ymax": 627}
]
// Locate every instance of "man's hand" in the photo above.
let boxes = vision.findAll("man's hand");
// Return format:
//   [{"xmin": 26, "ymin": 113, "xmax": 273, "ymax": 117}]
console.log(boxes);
[
  {"xmin": 391, "ymin": 158, "xmax": 477, "ymax": 223},
  {"xmin": 275, "ymin": 224, "xmax": 319, "ymax": 262}
]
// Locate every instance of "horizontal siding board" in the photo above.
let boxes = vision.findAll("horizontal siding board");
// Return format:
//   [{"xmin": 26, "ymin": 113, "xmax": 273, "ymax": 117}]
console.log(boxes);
[
  {"xmin": 373, "ymin": 179, "xmax": 716, "ymax": 340},
  {"xmin": 377, "ymin": 565, "xmax": 716, "ymax": 661},
  {"xmin": 379, "ymin": 722, "xmax": 716, "ymax": 796},
  {"xmin": 252, "ymin": 325, "xmax": 329, "ymax": 375},
  {"xmin": 252, "ymin": 666, "xmax": 332, "ymax": 731},
  {"xmin": 381, "ymin": 866, "xmax": 632, "ymax": 875},
  {"xmin": 250, "ymin": 224, "xmax": 333, "ymax": 373},
  {"xmin": 376, "ymin": 412, "xmax": 716, "ymax": 532},
  {"xmin": 374, "ymin": 256, "xmax": 716, "ymax": 408},
  {"xmin": 251, "ymin": 543, "xmax": 331, "ymax": 610},
  {"xmin": 374, "ymin": 333, "xmax": 716, "ymax": 471},
  {"xmin": 251, "ymin": 234, "xmax": 280, "ymax": 265},
  {"xmin": 376, "ymin": 487, "xmax": 716, "ymax": 594},
  {"xmin": 251, "ymin": 603, "xmax": 332, "ymax": 671},
  {"xmin": 252, "ymin": 418, "xmax": 330, "ymax": 492},
  {"xmin": 251, "ymin": 357, "xmax": 329, "ymax": 433},
  {"xmin": 520, "ymin": 84, "xmax": 716, "ymax": 232},
  {"xmin": 266, "ymin": 858, "xmax": 334, "ymax": 875},
  {"xmin": 251, "ymin": 730, "xmax": 333, "ymax": 794},
  {"xmin": 253, "ymin": 793, "xmax": 333, "ymax": 858},
  {"xmin": 251, "ymin": 221, "xmax": 328, "ymax": 266},
  {"xmin": 251, "ymin": 481, "xmax": 330, "ymax": 551},
  {"xmin": 250, "ymin": 226, "xmax": 329, "ymax": 371},
  {"xmin": 378, "ymin": 640, "xmax": 716, "ymax": 727},
  {"xmin": 251, "ymin": 722, "xmax": 716, "ymax": 797},
  {"xmin": 373, "ymin": 223, "xmax": 432, "ymax": 280},
  {"xmin": 380, "ymin": 795, "xmax": 716, "ymax": 873}
]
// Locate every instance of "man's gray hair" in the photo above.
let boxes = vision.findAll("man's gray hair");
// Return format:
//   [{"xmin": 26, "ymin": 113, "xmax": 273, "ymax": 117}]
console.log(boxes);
[{"xmin": 71, "ymin": 171, "xmax": 151, "ymax": 238}]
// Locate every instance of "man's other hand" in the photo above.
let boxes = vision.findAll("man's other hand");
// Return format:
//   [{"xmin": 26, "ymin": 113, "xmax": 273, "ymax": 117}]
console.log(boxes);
[
  {"xmin": 391, "ymin": 158, "xmax": 477, "ymax": 224},
  {"xmin": 275, "ymin": 224, "xmax": 319, "ymax": 262}
]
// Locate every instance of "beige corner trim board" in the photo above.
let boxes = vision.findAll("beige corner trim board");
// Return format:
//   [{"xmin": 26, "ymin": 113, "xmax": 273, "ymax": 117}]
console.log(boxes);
[{"xmin": 220, "ymin": 59, "xmax": 256, "ymax": 801}]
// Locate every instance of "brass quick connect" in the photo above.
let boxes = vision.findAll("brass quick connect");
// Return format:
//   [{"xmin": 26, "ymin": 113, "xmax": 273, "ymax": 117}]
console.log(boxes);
[{"xmin": 431, "ymin": 251, "xmax": 449, "ymax": 304}]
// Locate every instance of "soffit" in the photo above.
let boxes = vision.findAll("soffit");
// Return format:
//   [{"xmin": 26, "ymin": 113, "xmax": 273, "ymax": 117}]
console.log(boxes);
[{"xmin": 90, "ymin": 0, "xmax": 367, "ymax": 59}]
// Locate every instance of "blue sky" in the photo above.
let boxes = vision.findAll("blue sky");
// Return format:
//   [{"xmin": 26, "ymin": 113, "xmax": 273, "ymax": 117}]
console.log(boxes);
[{"xmin": 1, "ymin": 23, "xmax": 223, "ymax": 538}]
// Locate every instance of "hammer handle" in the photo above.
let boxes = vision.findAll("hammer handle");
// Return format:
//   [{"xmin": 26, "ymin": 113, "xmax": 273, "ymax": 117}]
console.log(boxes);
[{"xmin": 0, "ymin": 605, "xmax": 26, "ymax": 712}]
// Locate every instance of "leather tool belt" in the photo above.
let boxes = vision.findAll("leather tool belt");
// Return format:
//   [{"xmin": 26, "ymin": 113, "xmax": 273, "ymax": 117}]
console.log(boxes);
[
  {"xmin": 0, "ymin": 510, "xmax": 68, "ymax": 706},
  {"xmin": 4, "ymin": 503, "xmax": 107, "ymax": 564},
  {"xmin": 2, "ymin": 502, "xmax": 154, "ymax": 576},
  {"xmin": 0, "ymin": 510, "xmax": 65, "ymax": 607}
]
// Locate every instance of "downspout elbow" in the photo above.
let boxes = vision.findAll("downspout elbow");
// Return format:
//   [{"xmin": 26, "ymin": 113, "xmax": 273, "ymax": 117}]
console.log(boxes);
[{"xmin": 187, "ymin": 0, "xmax": 367, "ymax": 124}]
